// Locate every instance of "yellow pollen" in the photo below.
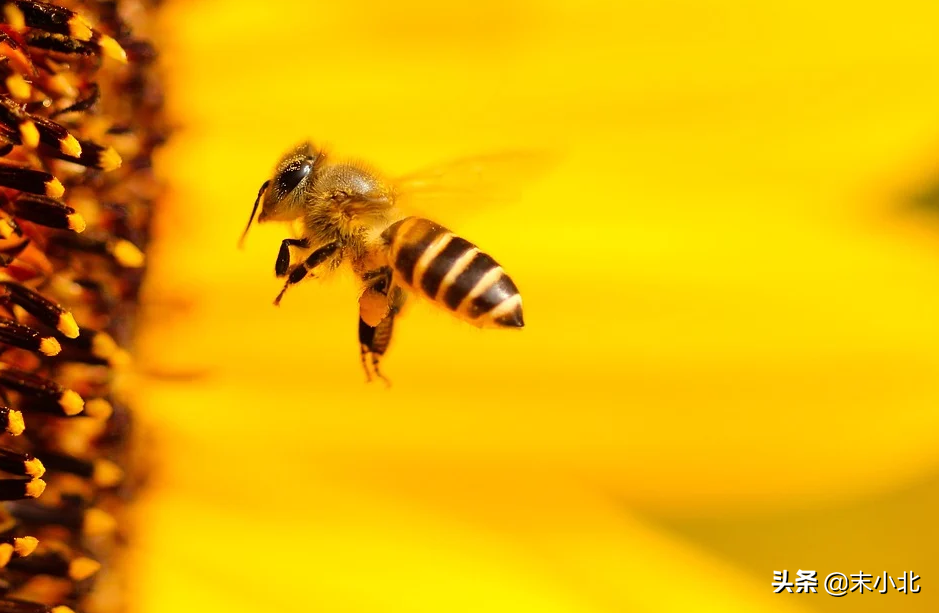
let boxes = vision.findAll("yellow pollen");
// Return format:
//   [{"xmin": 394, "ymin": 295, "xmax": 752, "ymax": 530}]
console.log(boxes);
[
  {"xmin": 67, "ymin": 213, "xmax": 86, "ymax": 233},
  {"xmin": 19, "ymin": 121, "xmax": 39, "ymax": 148},
  {"xmin": 59, "ymin": 389, "xmax": 84, "ymax": 416},
  {"xmin": 24, "ymin": 457, "xmax": 44, "ymax": 479},
  {"xmin": 109, "ymin": 348, "xmax": 132, "ymax": 368},
  {"xmin": 84, "ymin": 398, "xmax": 113, "ymax": 419},
  {"xmin": 13, "ymin": 536, "xmax": 37, "ymax": 557},
  {"xmin": 110, "ymin": 239, "xmax": 145, "ymax": 267},
  {"xmin": 58, "ymin": 312, "xmax": 79, "ymax": 338},
  {"xmin": 2, "ymin": 5, "xmax": 25, "ymax": 30},
  {"xmin": 69, "ymin": 557, "xmax": 102, "ymax": 580},
  {"xmin": 5, "ymin": 74, "xmax": 30, "ymax": 100},
  {"xmin": 25, "ymin": 478, "xmax": 45, "ymax": 498},
  {"xmin": 39, "ymin": 336, "xmax": 61, "ymax": 356},
  {"xmin": 98, "ymin": 35, "xmax": 128, "ymax": 64},
  {"xmin": 68, "ymin": 17, "xmax": 93, "ymax": 41},
  {"xmin": 91, "ymin": 331, "xmax": 118, "ymax": 358},
  {"xmin": 93, "ymin": 459, "xmax": 124, "ymax": 487},
  {"xmin": 83, "ymin": 508, "xmax": 117, "ymax": 537},
  {"xmin": 6, "ymin": 410, "xmax": 23, "ymax": 436},
  {"xmin": 47, "ymin": 73, "xmax": 78, "ymax": 98},
  {"xmin": 45, "ymin": 177, "xmax": 65, "ymax": 199},
  {"xmin": 60, "ymin": 134, "xmax": 82, "ymax": 157},
  {"xmin": 98, "ymin": 146, "xmax": 123, "ymax": 171}
]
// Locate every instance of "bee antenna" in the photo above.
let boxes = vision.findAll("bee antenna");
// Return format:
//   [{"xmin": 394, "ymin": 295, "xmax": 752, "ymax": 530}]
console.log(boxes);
[{"xmin": 239, "ymin": 180, "xmax": 270, "ymax": 249}]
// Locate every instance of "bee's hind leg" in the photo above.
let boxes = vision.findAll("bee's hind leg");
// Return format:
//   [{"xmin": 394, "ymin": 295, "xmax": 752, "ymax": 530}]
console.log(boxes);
[
  {"xmin": 358, "ymin": 328, "xmax": 373, "ymax": 383},
  {"xmin": 358, "ymin": 316, "xmax": 391, "ymax": 387},
  {"xmin": 357, "ymin": 284, "xmax": 406, "ymax": 386}
]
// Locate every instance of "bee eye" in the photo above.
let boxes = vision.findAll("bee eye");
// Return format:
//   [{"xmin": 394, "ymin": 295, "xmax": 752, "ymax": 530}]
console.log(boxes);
[{"xmin": 276, "ymin": 159, "xmax": 313, "ymax": 195}]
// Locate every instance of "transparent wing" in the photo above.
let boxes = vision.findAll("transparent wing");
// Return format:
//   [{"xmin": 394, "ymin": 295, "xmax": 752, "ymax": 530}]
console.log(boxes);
[{"xmin": 392, "ymin": 149, "xmax": 558, "ymax": 222}]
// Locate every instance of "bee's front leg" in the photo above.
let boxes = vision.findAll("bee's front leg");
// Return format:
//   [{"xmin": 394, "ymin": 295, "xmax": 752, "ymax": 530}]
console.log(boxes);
[
  {"xmin": 273, "ymin": 242, "xmax": 340, "ymax": 305},
  {"xmin": 275, "ymin": 238, "xmax": 310, "ymax": 277}
]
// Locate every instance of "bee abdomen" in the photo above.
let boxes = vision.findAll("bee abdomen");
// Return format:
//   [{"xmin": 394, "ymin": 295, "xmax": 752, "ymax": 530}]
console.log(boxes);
[{"xmin": 384, "ymin": 217, "xmax": 523, "ymax": 328}]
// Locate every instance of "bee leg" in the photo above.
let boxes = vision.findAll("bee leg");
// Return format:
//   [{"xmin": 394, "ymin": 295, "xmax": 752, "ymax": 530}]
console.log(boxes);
[
  {"xmin": 358, "ymin": 266, "xmax": 393, "ymax": 326},
  {"xmin": 358, "ymin": 317, "xmax": 377, "ymax": 383},
  {"xmin": 361, "ymin": 266, "xmax": 392, "ymax": 293},
  {"xmin": 371, "ymin": 353, "xmax": 390, "ymax": 387},
  {"xmin": 273, "ymin": 241, "xmax": 340, "ymax": 306},
  {"xmin": 275, "ymin": 238, "xmax": 310, "ymax": 277},
  {"xmin": 358, "ymin": 315, "xmax": 392, "ymax": 387},
  {"xmin": 357, "ymin": 285, "xmax": 407, "ymax": 386}
]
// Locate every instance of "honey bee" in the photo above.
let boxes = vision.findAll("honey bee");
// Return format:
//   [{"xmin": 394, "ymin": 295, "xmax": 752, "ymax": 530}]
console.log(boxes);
[{"xmin": 239, "ymin": 142, "xmax": 526, "ymax": 383}]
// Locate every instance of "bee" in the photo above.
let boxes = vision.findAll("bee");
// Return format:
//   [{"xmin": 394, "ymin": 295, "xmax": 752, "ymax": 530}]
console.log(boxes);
[{"xmin": 239, "ymin": 142, "xmax": 525, "ymax": 383}]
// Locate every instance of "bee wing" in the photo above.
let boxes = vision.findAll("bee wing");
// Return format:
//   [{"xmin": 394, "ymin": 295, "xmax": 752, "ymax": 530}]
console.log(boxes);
[{"xmin": 392, "ymin": 149, "xmax": 557, "ymax": 222}]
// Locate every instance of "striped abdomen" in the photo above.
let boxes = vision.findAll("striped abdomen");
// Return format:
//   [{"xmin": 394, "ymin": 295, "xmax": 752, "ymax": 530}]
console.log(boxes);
[{"xmin": 382, "ymin": 217, "xmax": 523, "ymax": 327}]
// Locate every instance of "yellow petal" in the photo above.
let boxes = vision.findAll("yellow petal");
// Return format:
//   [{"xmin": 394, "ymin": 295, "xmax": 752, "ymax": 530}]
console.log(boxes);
[{"xmin": 142, "ymin": 0, "xmax": 939, "ymax": 611}]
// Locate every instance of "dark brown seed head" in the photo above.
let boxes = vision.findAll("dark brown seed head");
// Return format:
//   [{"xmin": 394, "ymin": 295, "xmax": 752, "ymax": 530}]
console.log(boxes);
[{"xmin": 0, "ymin": 1, "xmax": 164, "ymax": 612}]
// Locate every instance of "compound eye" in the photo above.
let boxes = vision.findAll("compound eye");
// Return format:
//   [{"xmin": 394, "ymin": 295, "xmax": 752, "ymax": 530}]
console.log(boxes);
[{"xmin": 275, "ymin": 158, "xmax": 313, "ymax": 196}]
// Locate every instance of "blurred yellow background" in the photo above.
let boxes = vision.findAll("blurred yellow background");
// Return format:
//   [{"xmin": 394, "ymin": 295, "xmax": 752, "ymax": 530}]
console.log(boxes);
[{"xmin": 129, "ymin": 0, "xmax": 939, "ymax": 611}]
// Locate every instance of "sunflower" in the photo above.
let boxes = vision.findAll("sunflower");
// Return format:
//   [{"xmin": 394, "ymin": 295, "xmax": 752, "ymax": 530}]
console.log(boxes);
[{"xmin": 4, "ymin": 1, "xmax": 925, "ymax": 613}]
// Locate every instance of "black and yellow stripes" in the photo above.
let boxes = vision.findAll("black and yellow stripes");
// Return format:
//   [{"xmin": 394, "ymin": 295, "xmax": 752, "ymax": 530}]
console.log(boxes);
[
  {"xmin": 392, "ymin": 219, "xmax": 447, "ymax": 286},
  {"xmin": 419, "ymin": 235, "xmax": 471, "ymax": 299},
  {"xmin": 384, "ymin": 217, "xmax": 524, "ymax": 328}
]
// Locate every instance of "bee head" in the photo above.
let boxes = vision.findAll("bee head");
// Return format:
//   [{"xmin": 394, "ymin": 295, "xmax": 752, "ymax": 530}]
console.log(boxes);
[{"xmin": 239, "ymin": 142, "xmax": 321, "ymax": 248}]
